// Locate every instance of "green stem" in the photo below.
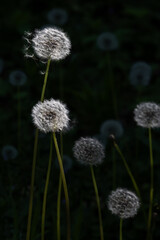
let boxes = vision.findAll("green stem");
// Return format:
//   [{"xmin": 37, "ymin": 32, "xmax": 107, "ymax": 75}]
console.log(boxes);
[
  {"xmin": 41, "ymin": 134, "xmax": 53, "ymax": 240},
  {"xmin": 40, "ymin": 59, "xmax": 51, "ymax": 102},
  {"xmin": 90, "ymin": 166, "xmax": 104, "ymax": 240},
  {"xmin": 57, "ymin": 132, "xmax": 63, "ymax": 240},
  {"xmin": 26, "ymin": 59, "xmax": 51, "ymax": 240},
  {"xmin": 107, "ymin": 53, "xmax": 118, "ymax": 118},
  {"xmin": 147, "ymin": 128, "xmax": 154, "ymax": 240},
  {"xmin": 119, "ymin": 218, "xmax": 123, "ymax": 240},
  {"xmin": 53, "ymin": 132, "xmax": 70, "ymax": 240}
]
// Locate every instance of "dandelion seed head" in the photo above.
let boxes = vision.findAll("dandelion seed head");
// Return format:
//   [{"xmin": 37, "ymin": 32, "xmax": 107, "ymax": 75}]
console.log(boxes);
[
  {"xmin": 9, "ymin": 70, "xmax": 27, "ymax": 86},
  {"xmin": 108, "ymin": 188, "xmax": 140, "ymax": 219},
  {"xmin": 100, "ymin": 120, "xmax": 123, "ymax": 140},
  {"xmin": 47, "ymin": 8, "xmax": 68, "ymax": 26},
  {"xmin": 2, "ymin": 145, "xmax": 18, "ymax": 161},
  {"xmin": 129, "ymin": 62, "xmax": 152, "ymax": 86},
  {"xmin": 73, "ymin": 137, "xmax": 105, "ymax": 166},
  {"xmin": 30, "ymin": 27, "xmax": 71, "ymax": 61},
  {"xmin": 31, "ymin": 98, "xmax": 70, "ymax": 133},
  {"xmin": 134, "ymin": 102, "xmax": 160, "ymax": 128},
  {"xmin": 97, "ymin": 32, "xmax": 118, "ymax": 51}
]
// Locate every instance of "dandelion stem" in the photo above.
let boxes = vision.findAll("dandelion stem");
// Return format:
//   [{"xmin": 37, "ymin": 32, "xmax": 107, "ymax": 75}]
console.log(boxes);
[
  {"xmin": 119, "ymin": 218, "xmax": 123, "ymax": 240},
  {"xmin": 90, "ymin": 166, "xmax": 104, "ymax": 240},
  {"xmin": 112, "ymin": 148, "xmax": 116, "ymax": 189},
  {"xmin": 26, "ymin": 59, "xmax": 51, "ymax": 240},
  {"xmin": 147, "ymin": 128, "xmax": 154, "ymax": 240},
  {"xmin": 53, "ymin": 132, "xmax": 70, "ymax": 240},
  {"xmin": 107, "ymin": 53, "xmax": 118, "ymax": 118},
  {"xmin": 41, "ymin": 134, "xmax": 53, "ymax": 240},
  {"xmin": 57, "ymin": 132, "xmax": 63, "ymax": 240}
]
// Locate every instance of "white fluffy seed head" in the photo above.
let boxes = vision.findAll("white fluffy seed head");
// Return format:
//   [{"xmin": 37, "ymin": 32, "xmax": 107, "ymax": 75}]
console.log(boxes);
[
  {"xmin": 97, "ymin": 32, "xmax": 118, "ymax": 51},
  {"xmin": 31, "ymin": 98, "xmax": 70, "ymax": 133},
  {"xmin": 30, "ymin": 27, "xmax": 71, "ymax": 61},
  {"xmin": 73, "ymin": 137, "xmax": 105, "ymax": 166},
  {"xmin": 108, "ymin": 188, "xmax": 140, "ymax": 219},
  {"xmin": 134, "ymin": 102, "xmax": 160, "ymax": 128},
  {"xmin": 9, "ymin": 70, "xmax": 27, "ymax": 86},
  {"xmin": 129, "ymin": 62, "xmax": 152, "ymax": 86}
]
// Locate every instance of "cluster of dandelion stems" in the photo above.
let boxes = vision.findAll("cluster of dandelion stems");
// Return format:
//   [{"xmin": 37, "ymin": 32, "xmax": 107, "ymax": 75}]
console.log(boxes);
[{"xmin": 26, "ymin": 58, "xmax": 70, "ymax": 240}]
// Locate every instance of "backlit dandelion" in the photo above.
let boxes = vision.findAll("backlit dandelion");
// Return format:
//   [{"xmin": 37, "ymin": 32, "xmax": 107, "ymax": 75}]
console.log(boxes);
[
  {"xmin": 97, "ymin": 32, "xmax": 118, "ymax": 51},
  {"xmin": 47, "ymin": 8, "xmax": 68, "ymax": 26},
  {"xmin": 2, "ymin": 145, "xmax": 18, "ymax": 161},
  {"xmin": 73, "ymin": 137, "xmax": 105, "ymax": 166},
  {"xmin": 108, "ymin": 188, "xmax": 140, "ymax": 219},
  {"xmin": 31, "ymin": 98, "xmax": 70, "ymax": 133},
  {"xmin": 129, "ymin": 62, "xmax": 152, "ymax": 86},
  {"xmin": 9, "ymin": 70, "xmax": 27, "ymax": 86},
  {"xmin": 134, "ymin": 102, "xmax": 160, "ymax": 128},
  {"xmin": 24, "ymin": 27, "xmax": 71, "ymax": 61}
]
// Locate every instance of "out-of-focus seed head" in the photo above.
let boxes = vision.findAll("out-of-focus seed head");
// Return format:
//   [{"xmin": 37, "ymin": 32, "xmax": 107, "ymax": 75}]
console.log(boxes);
[
  {"xmin": 2, "ymin": 145, "xmax": 18, "ymax": 160},
  {"xmin": 55, "ymin": 155, "xmax": 72, "ymax": 172},
  {"xmin": 9, "ymin": 70, "xmax": 27, "ymax": 86},
  {"xmin": 134, "ymin": 102, "xmax": 160, "ymax": 128},
  {"xmin": 73, "ymin": 137, "xmax": 105, "ymax": 166},
  {"xmin": 47, "ymin": 8, "xmax": 68, "ymax": 26},
  {"xmin": 31, "ymin": 98, "xmax": 70, "ymax": 133},
  {"xmin": 107, "ymin": 188, "xmax": 140, "ymax": 219},
  {"xmin": 97, "ymin": 32, "xmax": 118, "ymax": 51},
  {"xmin": 0, "ymin": 59, "xmax": 4, "ymax": 74},
  {"xmin": 24, "ymin": 27, "xmax": 71, "ymax": 61},
  {"xmin": 100, "ymin": 120, "xmax": 123, "ymax": 141},
  {"xmin": 129, "ymin": 62, "xmax": 152, "ymax": 86}
]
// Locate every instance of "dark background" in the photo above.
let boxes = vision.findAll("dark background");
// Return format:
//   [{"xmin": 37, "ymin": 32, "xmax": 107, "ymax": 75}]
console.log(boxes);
[{"xmin": 1, "ymin": 0, "xmax": 160, "ymax": 239}]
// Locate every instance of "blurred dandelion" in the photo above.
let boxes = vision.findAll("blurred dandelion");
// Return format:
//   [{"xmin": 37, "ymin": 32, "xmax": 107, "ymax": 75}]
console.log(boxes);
[
  {"xmin": 100, "ymin": 120, "xmax": 123, "ymax": 142},
  {"xmin": 97, "ymin": 32, "xmax": 118, "ymax": 51},
  {"xmin": 2, "ymin": 145, "xmax": 18, "ymax": 161},
  {"xmin": 24, "ymin": 27, "xmax": 71, "ymax": 61},
  {"xmin": 129, "ymin": 62, "xmax": 152, "ymax": 86},
  {"xmin": 9, "ymin": 70, "xmax": 27, "ymax": 86},
  {"xmin": 31, "ymin": 98, "xmax": 70, "ymax": 133},
  {"xmin": 47, "ymin": 8, "xmax": 68, "ymax": 26},
  {"xmin": 108, "ymin": 188, "xmax": 140, "ymax": 240},
  {"xmin": 0, "ymin": 58, "xmax": 4, "ymax": 73},
  {"xmin": 73, "ymin": 137, "xmax": 105, "ymax": 240}
]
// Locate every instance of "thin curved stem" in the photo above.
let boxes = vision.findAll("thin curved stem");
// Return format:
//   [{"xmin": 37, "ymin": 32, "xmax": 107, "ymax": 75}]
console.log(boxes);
[
  {"xmin": 90, "ymin": 166, "xmax": 104, "ymax": 240},
  {"xmin": 41, "ymin": 134, "xmax": 53, "ymax": 240},
  {"xmin": 26, "ymin": 59, "xmax": 51, "ymax": 240},
  {"xmin": 53, "ymin": 132, "xmax": 70, "ymax": 240},
  {"xmin": 147, "ymin": 128, "xmax": 154, "ymax": 240},
  {"xmin": 57, "ymin": 132, "xmax": 63, "ymax": 240},
  {"xmin": 17, "ymin": 86, "xmax": 21, "ymax": 153},
  {"xmin": 119, "ymin": 218, "xmax": 123, "ymax": 240}
]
